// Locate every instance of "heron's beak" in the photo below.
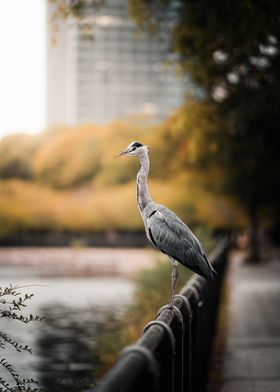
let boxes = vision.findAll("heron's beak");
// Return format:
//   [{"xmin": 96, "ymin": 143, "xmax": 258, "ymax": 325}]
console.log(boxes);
[{"xmin": 115, "ymin": 149, "xmax": 128, "ymax": 158}]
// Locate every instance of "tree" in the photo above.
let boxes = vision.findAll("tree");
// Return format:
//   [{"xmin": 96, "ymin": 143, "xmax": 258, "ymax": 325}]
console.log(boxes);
[
  {"xmin": 49, "ymin": 0, "xmax": 280, "ymax": 258},
  {"xmin": 129, "ymin": 0, "xmax": 280, "ymax": 259}
]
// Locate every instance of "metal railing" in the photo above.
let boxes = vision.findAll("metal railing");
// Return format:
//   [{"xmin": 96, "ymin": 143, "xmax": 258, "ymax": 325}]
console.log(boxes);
[{"xmin": 97, "ymin": 237, "xmax": 230, "ymax": 392}]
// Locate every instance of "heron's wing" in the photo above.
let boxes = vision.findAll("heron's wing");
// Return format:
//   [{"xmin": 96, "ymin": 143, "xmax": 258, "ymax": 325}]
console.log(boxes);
[{"xmin": 147, "ymin": 205, "xmax": 215, "ymax": 279}]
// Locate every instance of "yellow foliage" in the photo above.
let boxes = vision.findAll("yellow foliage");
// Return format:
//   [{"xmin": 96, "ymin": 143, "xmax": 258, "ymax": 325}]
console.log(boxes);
[
  {"xmin": 0, "ymin": 103, "xmax": 248, "ymax": 234},
  {"xmin": 32, "ymin": 125, "xmax": 102, "ymax": 187},
  {"xmin": 29, "ymin": 119, "xmax": 153, "ymax": 188},
  {"xmin": 0, "ymin": 175, "xmax": 246, "ymax": 237}
]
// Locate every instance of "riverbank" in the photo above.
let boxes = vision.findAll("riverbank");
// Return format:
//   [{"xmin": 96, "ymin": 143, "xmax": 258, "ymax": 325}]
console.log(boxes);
[
  {"xmin": 0, "ymin": 247, "xmax": 157, "ymax": 278},
  {"xmin": 0, "ymin": 231, "xmax": 148, "ymax": 247}
]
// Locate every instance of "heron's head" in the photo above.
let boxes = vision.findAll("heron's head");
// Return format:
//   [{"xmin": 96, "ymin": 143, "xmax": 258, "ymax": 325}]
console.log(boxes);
[{"xmin": 116, "ymin": 141, "xmax": 149, "ymax": 157}]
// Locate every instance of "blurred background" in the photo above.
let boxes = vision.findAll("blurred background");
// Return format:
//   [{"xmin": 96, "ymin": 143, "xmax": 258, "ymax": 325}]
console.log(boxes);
[{"xmin": 0, "ymin": 0, "xmax": 280, "ymax": 391}]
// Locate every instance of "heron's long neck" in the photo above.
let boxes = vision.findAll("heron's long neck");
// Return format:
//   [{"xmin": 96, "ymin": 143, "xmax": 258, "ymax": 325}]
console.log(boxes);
[{"xmin": 137, "ymin": 152, "xmax": 152, "ymax": 211}]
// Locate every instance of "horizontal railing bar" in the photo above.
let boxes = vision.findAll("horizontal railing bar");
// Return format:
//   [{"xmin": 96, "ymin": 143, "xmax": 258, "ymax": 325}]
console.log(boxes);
[{"xmin": 97, "ymin": 350, "xmax": 154, "ymax": 392}]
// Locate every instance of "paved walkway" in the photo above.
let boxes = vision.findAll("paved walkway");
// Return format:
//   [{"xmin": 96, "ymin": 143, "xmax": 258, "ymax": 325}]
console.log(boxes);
[{"xmin": 208, "ymin": 250, "xmax": 280, "ymax": 392}]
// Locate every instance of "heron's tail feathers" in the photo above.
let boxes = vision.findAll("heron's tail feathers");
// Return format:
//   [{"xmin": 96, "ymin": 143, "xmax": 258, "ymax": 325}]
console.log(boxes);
[
  {"xmin": 179, "ymin": 248, "xmax": 218, "ymax": 280},
  {"xmin": 185, "ymin": 256, "xmax": 217, "ymax": 280},
  {"xmin": 200, "ymin": 254, "xmax": 217, "ymax": 280},
  {"xmin": 209, "ymin": 264, "xmax": 218, "ymax": 280}
]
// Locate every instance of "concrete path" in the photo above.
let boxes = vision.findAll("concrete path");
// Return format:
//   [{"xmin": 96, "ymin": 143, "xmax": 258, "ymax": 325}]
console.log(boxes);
[{"xmin": 208, "ymin": 250, "xmax": 280, "ymax": 392}]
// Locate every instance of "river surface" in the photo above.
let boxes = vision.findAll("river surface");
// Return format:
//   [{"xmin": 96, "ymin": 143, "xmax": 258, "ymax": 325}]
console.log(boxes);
[{"xmin": 0, "ymin": 248, "xmax": 154, "ymax": 391}]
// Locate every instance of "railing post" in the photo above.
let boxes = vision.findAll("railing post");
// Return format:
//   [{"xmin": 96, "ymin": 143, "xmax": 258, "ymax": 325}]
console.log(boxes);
[
  {"xmin": 181, "ymin": 283, "xmax": 203, "ymax": 392},
  {"xmin": 167, "ymin": 306, "xmax": 185, "ymax": 392},
  {"xmin": 143, "ymin": 316, "xmax": 176, "ymax": 392},
  {"xmin": 192, "ymin": 287, "xmax": 202, "ymax": 392},
  {"xmin": 174, "ymin": 295, "xmax": 193, "ymax": 392}
]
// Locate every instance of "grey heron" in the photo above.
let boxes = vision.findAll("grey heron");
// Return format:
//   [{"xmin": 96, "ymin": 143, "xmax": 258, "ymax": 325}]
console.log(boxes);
[{"xmin": 117, "ymin": 141, "xmax": 217, "ymax": 306}]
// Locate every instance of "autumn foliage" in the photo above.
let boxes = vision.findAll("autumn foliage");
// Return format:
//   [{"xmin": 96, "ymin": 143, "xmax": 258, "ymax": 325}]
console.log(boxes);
[{"xmin": 0, "ymin": 103, "xmax": 246, "ymax": 237}]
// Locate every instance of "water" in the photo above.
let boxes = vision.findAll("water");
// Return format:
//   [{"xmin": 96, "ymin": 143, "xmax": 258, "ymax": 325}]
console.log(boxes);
[{"xmin": 0, "ymin": 252, "xmax": 136, "ymax": 391}]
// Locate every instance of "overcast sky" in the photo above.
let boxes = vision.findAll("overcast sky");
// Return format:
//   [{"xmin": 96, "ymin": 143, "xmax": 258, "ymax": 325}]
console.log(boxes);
[{"xmin": 0, "ymin": 0, "xmax": 45, "ymax": 138}]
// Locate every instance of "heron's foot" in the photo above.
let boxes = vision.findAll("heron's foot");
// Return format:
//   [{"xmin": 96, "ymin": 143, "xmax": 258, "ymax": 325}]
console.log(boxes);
[
  {"xmin": 167, "ymin": 297, "xmax": 176, "ymax": 316},
  {"xmin": 169, "ymin": 259, "xmax": 178, "ymax": 313},
  {"xmin": 168, "ymin": 295, "xmax": 174, "ymax": 308}
]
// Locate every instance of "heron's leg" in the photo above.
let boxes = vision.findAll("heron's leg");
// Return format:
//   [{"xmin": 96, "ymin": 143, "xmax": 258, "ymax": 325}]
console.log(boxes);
[{"xmin": 169, "ymin": 258, "xmax": 178, "ymax": 307}]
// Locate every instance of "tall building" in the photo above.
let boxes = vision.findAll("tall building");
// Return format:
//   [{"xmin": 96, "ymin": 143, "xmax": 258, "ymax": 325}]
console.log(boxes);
[{"xmin": 46, "ymin": 0, "xmax": 189, "ymax": 126}]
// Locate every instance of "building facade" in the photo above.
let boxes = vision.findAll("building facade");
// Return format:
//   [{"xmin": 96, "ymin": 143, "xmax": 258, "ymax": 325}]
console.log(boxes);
[{"xmin": 47, "ymin": 0, "xmax": 189, "ymax": 126}]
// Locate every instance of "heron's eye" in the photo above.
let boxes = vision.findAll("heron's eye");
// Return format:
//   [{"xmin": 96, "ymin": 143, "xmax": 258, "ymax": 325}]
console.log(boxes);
[{"xmin": 131, "ymin": 142, "xmax": 142, "ymax": 149}]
